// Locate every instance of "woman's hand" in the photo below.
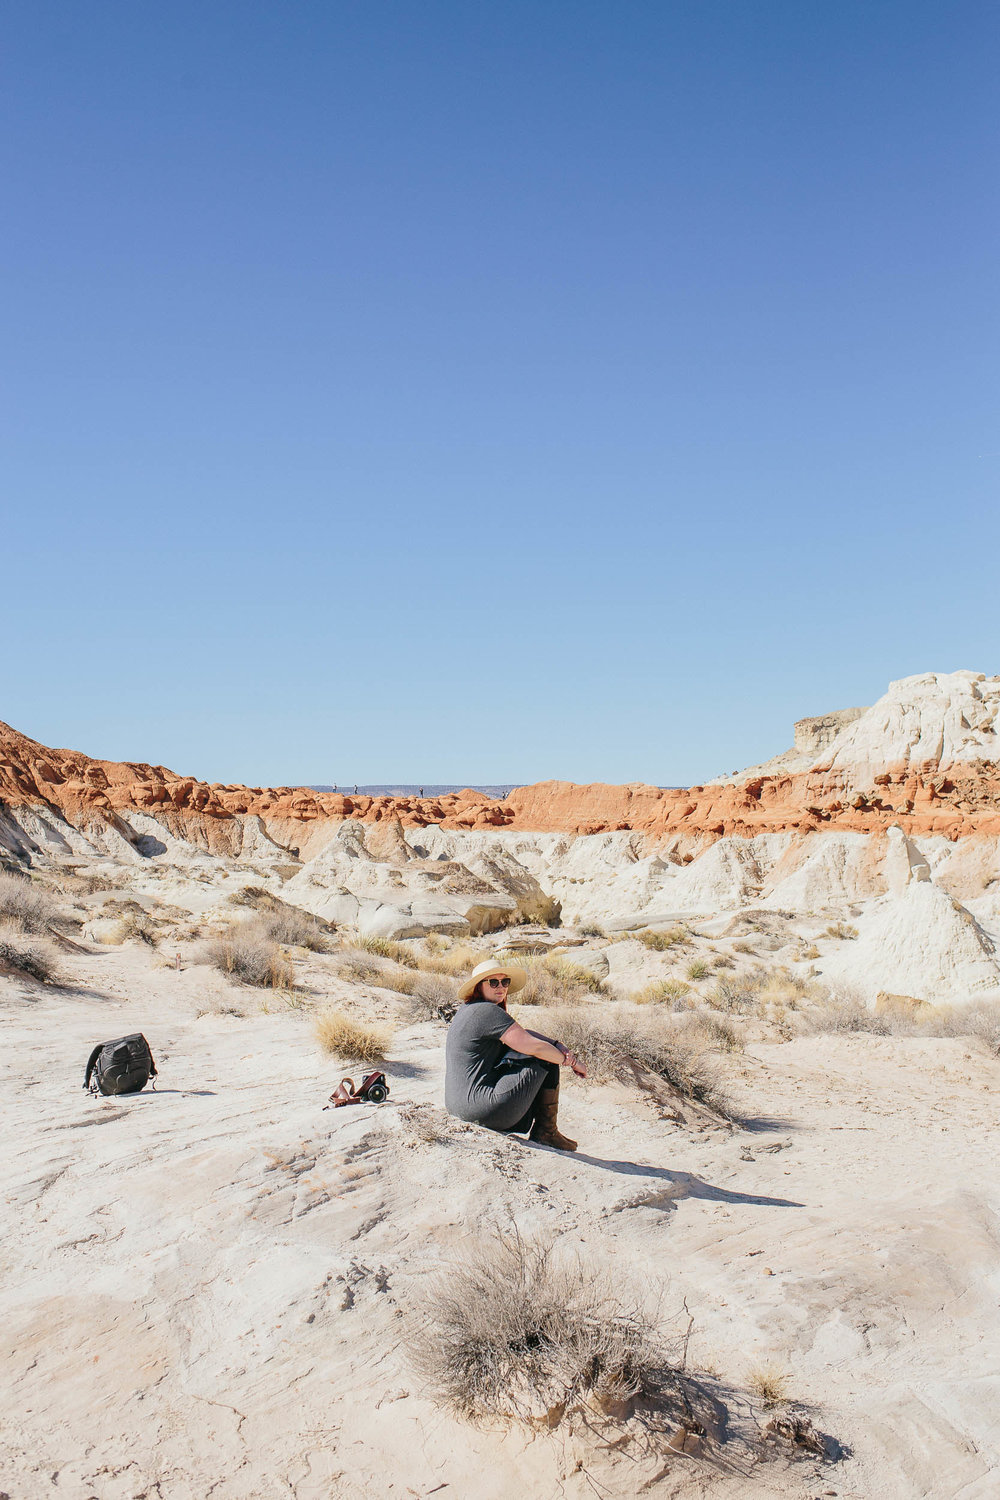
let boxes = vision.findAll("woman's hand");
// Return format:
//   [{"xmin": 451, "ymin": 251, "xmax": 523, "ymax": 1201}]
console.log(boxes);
[{"xmin": 562, "ymin": 1049, "xmax": 586, "ymax": 1079}]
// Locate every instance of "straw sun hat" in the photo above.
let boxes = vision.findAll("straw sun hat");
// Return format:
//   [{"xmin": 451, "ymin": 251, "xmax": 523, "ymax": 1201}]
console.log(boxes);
[{"xmin": 458, "ymin": 957, "xmax": 528, "ymax": 1003}]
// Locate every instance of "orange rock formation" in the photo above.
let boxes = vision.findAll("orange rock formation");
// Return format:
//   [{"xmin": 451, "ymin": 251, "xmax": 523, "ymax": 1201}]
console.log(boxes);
[{"xmin": 3, "ymin": 717, "xmax": 1000, "ymax": 856}]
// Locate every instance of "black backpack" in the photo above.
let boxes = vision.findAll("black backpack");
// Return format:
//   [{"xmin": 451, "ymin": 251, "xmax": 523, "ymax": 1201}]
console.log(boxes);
[{"xmin": 84, "ymin": 1033, "xmax": 157, "ymax": 1096}]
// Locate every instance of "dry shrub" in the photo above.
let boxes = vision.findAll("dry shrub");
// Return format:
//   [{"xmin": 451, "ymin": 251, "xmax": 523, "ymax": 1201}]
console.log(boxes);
[
  {"xmin": 686, "ymin": 958, "xmax": 711, "ymax": 981},
  {"xmin": 0, "ymin": 873, "xmax": 57, "ymax": 934},
  {"xmin": 314, "ymin": 1007, "xmax": 392, "ymax": 1062},
  {"xmin": 675, "ymin": 1012, "xmax": 744, "ymax": 1054},
  {"xmin": 540, "ymin": 1006, "xmax": 730, "ymax": 1114},
  {"xmin": 228, "ymin": 888, "xmax": 332, "ymax": 950},
  {"xmin": 114, "ymin": 911, "xmax": 159, "ymax": 946},
  {"xmin": 375, "ymin": 967, "xmax": 417, "ymax": 996},
  {"xmin": 208, "ymin": 929, "xmax": 293, "ymax": 989},
  {"xmin": 413, "ymin": 1235, "xmax": 674, "ymax": 1424},
  {"xmin": 578, "ymin": 922, "xmax": 605, "ymax": 938},
  {"xmin": 0, "ymin": 924, "xmax": 58, "ymax": 983},
  {"xmin": 255, "ymin": 907, "xmax": 330, "ymax": 951},
  {"xmin": 415, "ymin": 942, "xmax": 482, "ymax": 977},
  {"xmin": 499, "ymin": 952, "xmax": 602, "ymax": 1007},
  {"xmin": 824, "ymin": 921, "xmax": 859, "ymax": 941},
  {"xmin": 706, "ymin": 970, "xmax": 769, "ymax": 1013},
  {"xmin": 353, "ymin": 933, "xmax": 419, "ymax": 967},
  {"xmin": 407, "ymin": 972, "xmax": 460, "ymax": 1022},
  {"xmin": 634, "ymin": 978, "xmax": 692, "ymax": 1009},
  {"xmin": 746, "ymin": 1362, "xmax": 791, "ymax": 1406},
  {"xmin": 732, "ymin": 940, "xmax": 756, "ymax": 955},
  {"xmin": 636, "ymin": 926, "xmax": 688, "ymax": 952},
  {"xmin": 807, "ymin": 989, "xmax": 1000, "ymax": 1052}
]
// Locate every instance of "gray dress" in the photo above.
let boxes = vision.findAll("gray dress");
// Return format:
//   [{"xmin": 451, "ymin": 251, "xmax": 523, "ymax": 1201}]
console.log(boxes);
[{"xmin": 445, "ymin": 1000, "xmax": 548, "ymax": 1130}]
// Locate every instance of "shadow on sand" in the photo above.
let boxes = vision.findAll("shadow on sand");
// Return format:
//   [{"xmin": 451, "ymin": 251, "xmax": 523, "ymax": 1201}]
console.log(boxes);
[{"xmin": 551, "ymin": 1151, "xmax": 804, "ymax": 1209}]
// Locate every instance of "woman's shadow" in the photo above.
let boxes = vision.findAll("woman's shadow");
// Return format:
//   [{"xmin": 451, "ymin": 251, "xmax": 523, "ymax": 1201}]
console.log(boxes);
[{"xmin": 549, "ymin": 1150, "xmax": 804, "ymax": 1209}]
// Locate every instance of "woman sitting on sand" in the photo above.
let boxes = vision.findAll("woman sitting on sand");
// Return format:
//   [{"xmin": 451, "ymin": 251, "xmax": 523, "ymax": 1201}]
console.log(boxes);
[{"xmin": 445, "ymin": 959, "xmax": 586, "ymax": 1152}]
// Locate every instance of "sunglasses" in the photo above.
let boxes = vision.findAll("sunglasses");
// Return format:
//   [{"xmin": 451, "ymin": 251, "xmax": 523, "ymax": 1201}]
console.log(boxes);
[{"xmin": 486, "ymin": 976, "xmax": 512, "ymax": 989}]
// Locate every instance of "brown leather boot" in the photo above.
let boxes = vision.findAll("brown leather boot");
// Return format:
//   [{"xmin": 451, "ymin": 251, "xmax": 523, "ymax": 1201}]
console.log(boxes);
[{"xmin": 529, "ymin": 1088, "xmax": 577, "ymax": 1151}]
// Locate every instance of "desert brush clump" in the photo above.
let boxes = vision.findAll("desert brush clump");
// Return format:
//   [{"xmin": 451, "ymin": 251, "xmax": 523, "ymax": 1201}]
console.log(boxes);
[
  {"xmin": 337, "ymin": 948, "xmax": 416, "ymax": 994},
  {"xmin": 633, "ymin": 978, "xmax": 693, "ymax": 1009},
  {"xmin": 0, "ymin": 872, "xmax": 57, "ymax": 934},
  {"xmin": 806, "ymin": 990, "xmax": 1000, "ymax": 1052},
  {"xmin": 0, "ymin": 924, "xmax": 58, "ymax": 983},
  {"xmin": 314, "ymin": 1007, "xmax": 392, "ymax": 1062},
  {"xmin": 824, "ymin": 921, "xmax": 859, "ymax": 940},
  {"xmin": 746, "ymin": 1362, "xmax": 791, "ymax": 1407},
  {"xmin": 208, "ymin": 928, "xmax": 293, "ymax": 989},
  {"xmin": 114, "ymin": 911, "xmax": 159, "ymax": 946},
  {"xmin": 685, "ymin": 958, "xmax": 712, "ymax": 981},
  {"xmin": 352, "ymin": 933, "xmax": 419, "ymax": 967},
  {"xmin": 577, "ymin": 922, "xmax": 605, "ymax": 938},
  {"xmin": 406, "ymin": 972, "xmax": 460, "ymax": 1022},
  {"xmin": 228, "ymin": 888, "xmax": 333, "ymax": 950},
  {"xmin": 538, "ymin": 1005, "xmax": 730, "ymax": 1115},
  {"xmin": 412, "ymin": 1234, "xmax": 689, "ymax": 1425},
  {"xmin": 674, "ymin": 1011, "xmax": 744, "ymax": 1053},
  {"xmin": 414, "ymin": 942, "xmax": 483, "ymax": 977},
  {"xmin": 635, "ymin": 925, "xmax": 689, "ymax": 952},
  {"xmin": 495, "ymin": 952, "xmax": 603, "ymax": 1006}
]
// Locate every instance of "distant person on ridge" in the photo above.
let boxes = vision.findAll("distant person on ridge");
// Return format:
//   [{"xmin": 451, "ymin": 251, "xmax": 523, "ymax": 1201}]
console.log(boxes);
[{"xmin": 444, "ymin": 960, "xmax": 585, "ymax": 1151}]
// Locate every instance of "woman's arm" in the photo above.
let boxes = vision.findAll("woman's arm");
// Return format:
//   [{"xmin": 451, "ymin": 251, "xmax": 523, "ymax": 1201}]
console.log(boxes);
[{"xmin": 500, "ymin": 1022, "xmax": 587, "ymax": 1077}]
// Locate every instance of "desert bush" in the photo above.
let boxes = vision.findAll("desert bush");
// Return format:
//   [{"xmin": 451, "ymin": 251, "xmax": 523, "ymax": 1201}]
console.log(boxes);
[
  {"xmin": 255, "ymin": 907, "xmax": 331, "ymax": 952},
  {"xmin": 937, "ymin": 1000, "xmax": 1000, "ymax": 1054},
  {"xmin": 732, "ymin": 940, "xmax": 756, "ymax": 955},
  {"xmin": 578, "ymin": 922, "xmax": 605, "ymax": 938},
  {"xmin": 824, "ymin": 921, "xmax": 859, "ymax": 941},
  {"xmin": 712, "ymin": 954, "xmax": 735, "ymax": 970},
  {"xmin": 0, "ymin": 924, "xmax": 58, "ymax": 983},
  {"xmin": 353, "ymin": 933, "xmax": 419, "ymax": 967},
  {"xmin": 746, "ymin": 1362, "xmax": 790, "ymax": 1407},
  {"xmin": 114, "ymin": 911, "xmax": 158, "ymax": 946},
  {"xmin": 413, "ymin": 1235, "xmax": 670, "ymax": 1423},
  {"xmin": 228, "ymin": 885, "xmax": 269, "ymax": 908},
  {"xmin": 0, "ymin": 873, "xmax": 57, "ymax": 934},
  {"xmin": 633, "ymin": 978, "xmax": 692, "ymax": 1009},
  {"xmin": 706, "ymin": 970, "xmax": 770, "ymax": 1013},
  {"xmin": 686, "ymin": 958, "xmax": 711, "ymax": 981},
  {"xmin": 208, "ymin": 929, "xmax": 293, "ymax": 989},
  {"xmin": 314, "ymin": 1007, "xmax": 392, "ymax": 1062},
  {"xmin": 415, "ymin": 943, "xmax": 483, "ymax": 977},
  {"xmin": 375, "ymin": 966, "xmax": 417, "ymax": 996},
  {"xmin": 498, "ymin": 952, "xmax": 601, "ymax": 1007},
  {"xmin": 540, "ymin": 1006, "xmax": 730, "ymax": 1114},
  {"xmin": 636, "ymin": 926, "xmax": 688, "ymax": 952},
  {"xmin": 407, "ymin": 972, "xmax": 460, "ymax": 1022},
  {"xmin": 675, "ymin": 1012, "xmax": 744, "ymax": 1053}
]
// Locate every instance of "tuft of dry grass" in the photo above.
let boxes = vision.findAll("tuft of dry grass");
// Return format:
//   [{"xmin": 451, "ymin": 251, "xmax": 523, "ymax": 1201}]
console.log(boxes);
[
  {"xmin": 0, "ymin": 873, "xmax": 57, "ymax": 934},
  {"xmin": 407, "ymin": 972, "xmax": 460, "ymax": 1023},
  {"xmin": 675, "ymin": 1011, "xmax": 744, "ymax": 1053},
  {"xmin": 746, "ymin": 1362, "xmax": 791, "ymax": 1406},
  {"xmin": 255, "ymin": 907, "xmax": 331, "ymax": 951},
  {"xmin": 0, "ymin": 924, "xmax": 58, "ymax": 983},
  {"xmin": 497, "ymin": 952, "xmax": 603, "ymax": 1007},
  {"xmin": 414, "ymin": 943, "xmax": 482, "ymax": 977},
  {"xmin": 114, "ymin": 911, "xmax": 159, "ymax": 946},
  {"xmin": 824, "ymin": 921, "xmax": 859, "ymax": 941},
  {"xmin": 633, "ymin": 978, "xmax": 692, "ymax": 1008},
  {"xmin": 685, "ymin": 958, "xmax": 711, "ymax": 981},
  {"xmin": 353, "ymin": 933, "xmax": 419, "ymax": 967},
  {"xmin": 732, "ymin": 940, "xmax": 757, "ymax": 955},
  {"xmin": 208, "ymin": 929, "xmax": 293, "ymax": 988},
  {"xmin": 537, "ymin": 1005, "xmax": 730, "ymax": 1114},
  {"xmin": 578, "ymin": 922, "xmax": 605, "ymax": 938},
  {"xmin": 412, "ymin": 1235, "xmax": 674, "ymax": 1424},
  {"xmin": 635, "ymin": 925, "xmax": 689, "ymax": 951},
  {"xmin": 314, "ymin": 1007, "xmax": 392, "ymax": 1062}
]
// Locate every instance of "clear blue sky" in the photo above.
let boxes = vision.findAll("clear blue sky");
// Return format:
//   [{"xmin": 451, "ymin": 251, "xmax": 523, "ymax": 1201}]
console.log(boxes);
[{"xmin": 3, "ymin": 2, "xmax": 997, "ymax": 787}]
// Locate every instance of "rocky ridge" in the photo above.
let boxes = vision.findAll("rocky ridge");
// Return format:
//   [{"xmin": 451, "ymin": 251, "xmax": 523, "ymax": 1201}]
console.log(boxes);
[{"xmin": 6, "ymin": 671, "xmax": 1000, "ymax": 999}]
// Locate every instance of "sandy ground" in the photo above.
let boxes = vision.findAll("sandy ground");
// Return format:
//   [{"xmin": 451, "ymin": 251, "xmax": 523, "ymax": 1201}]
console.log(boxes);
[{"xmin": 4, "ymin": 939, "xmax": 1000, "ymax": 1499}]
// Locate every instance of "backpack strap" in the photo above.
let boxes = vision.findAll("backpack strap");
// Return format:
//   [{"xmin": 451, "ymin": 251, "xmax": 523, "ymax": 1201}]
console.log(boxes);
[{"xmin": 83, "ymin": 1044, "xmax": 103, "ymax": 1091}]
